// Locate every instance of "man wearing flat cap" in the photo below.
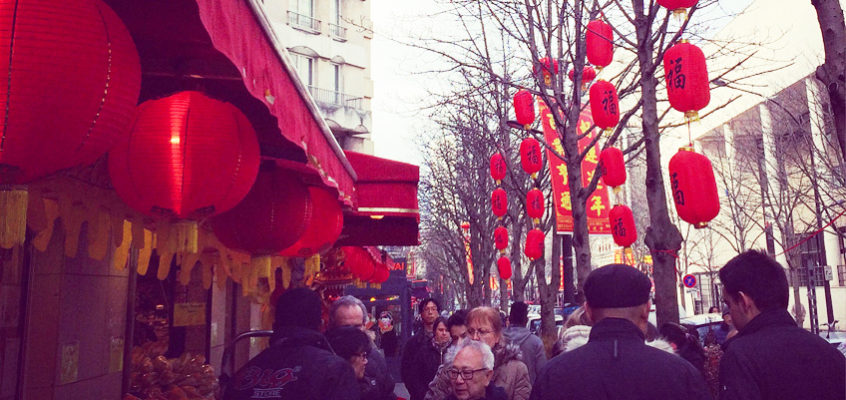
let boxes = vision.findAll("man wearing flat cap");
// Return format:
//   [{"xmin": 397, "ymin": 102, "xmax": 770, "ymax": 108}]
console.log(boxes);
[{"xmin": 529, "ymin": 264, "xmax": 710, "ymax": 400}]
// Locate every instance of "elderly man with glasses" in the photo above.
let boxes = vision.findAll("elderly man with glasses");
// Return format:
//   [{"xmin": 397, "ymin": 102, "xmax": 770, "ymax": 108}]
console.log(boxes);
[{"xmin": 446, "ymin": 340, "xmax": 507, "ymax": 400}]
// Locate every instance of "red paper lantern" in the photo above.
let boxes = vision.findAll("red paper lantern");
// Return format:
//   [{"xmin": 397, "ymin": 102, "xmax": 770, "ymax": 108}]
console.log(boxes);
[
  {"xmin": 663, "ymin": 41, "xmax": 710, "ymax": 121},
  {"xmin": 589, "ymin": 80, "xmax": 620, "ymax": 131},
  {"xmin": 513, "ymin": 89, "xmax": 535, "ymax": 128},
  {"xmin": 341, "ymin": 246, "xmax": 375, "ymax": 280},
  {"xmin": 497, "ymin": 257, "xmax": 512, "ymax": 280},
  {"xmin": 599, "ymin": 147, "xmax": 626, "ymax": 188},
  {"xmin": 494, "ymin": 226, "xmax": 509, "ymax": 251},
  {"xmin": 568, "ymin": 66, "xmax": 597, "ymax": 83},
  {"xmin": 526, "ymin": 189, "xmax": 544, "ymax": 223},
  {"xmin": 279, "ymin": 186, "xmax": 344, "ymax": 257},
  {"xmin": 0, "ymin": 0, "xmax": 140, "ymax": 184},
  {"xmin": 212, "ymin": 167, "xmax": 313, "ymax": 254},
  {"xmin": 491, "ymin": 188, "xmax": 508, "ymax": 218},
  {"xmin": 490, "ymin": 153, "xmax": 507, "ymax": 183},
  {"xmin": 609, "ymin": 205, "xmax": 637, "ymax": 247},
  {"xmin": 586, "ymin": 19, "xmax": 613, "ymax": 69},
  {"xmin": 657, "ymin": 0, "xmax": 698, "ymax": 19},
  {"xmin": 461, "ymin": 221, "xmax": 471, "ymax": 231},
  {"xmin": 533, "ymin": 57, "xmax": 559, "ymax": 85},
  {"xmin": 520, "ymin": 138, "xmax": 543, "ymax": 177},
  {"xmin": 373, "ymin": 264, "xmax": 391, "ymax": 283},
  {"xmin": 668, "ymin": 147, "xmax": 720, "ymax": 228},
  {"xmin": 524, "ymin": 229, "xmax": 544, "ymax": 260},
  {"xmin": 109, "ymin": 91, "xmax": 260, "ymax": 219}
]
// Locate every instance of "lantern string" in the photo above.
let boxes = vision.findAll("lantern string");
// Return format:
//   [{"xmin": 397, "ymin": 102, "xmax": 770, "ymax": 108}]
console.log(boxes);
[{"xmin": 687, "ymin": 119, "xmax": 692, "ymax": 147}]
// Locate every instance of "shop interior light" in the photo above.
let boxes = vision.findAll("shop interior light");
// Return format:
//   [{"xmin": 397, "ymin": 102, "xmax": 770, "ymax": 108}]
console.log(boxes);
[{"xmin": 370, "ymin": 215, "xmax": 385, "ymax": 220}]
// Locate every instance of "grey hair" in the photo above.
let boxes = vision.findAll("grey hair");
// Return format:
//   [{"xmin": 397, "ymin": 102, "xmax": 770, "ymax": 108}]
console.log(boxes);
[
  {"xmin": 329, "ymin": 295, "xmax": 368, "ymax": 328},
  {"xmin": 449, "ymin": 338, "xmax": 495, "ymax": 370}
]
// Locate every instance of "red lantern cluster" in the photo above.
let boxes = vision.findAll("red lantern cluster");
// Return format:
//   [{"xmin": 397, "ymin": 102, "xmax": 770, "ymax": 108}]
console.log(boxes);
[
  {"xmin": 609, "ymin": 205, "xmax": 637, "ymax": 248},
  {"xmin": 589, "ymin": 80, "xmax": 620, "ymax": 132},
  {"xmin": 0, "ymin": 0, "xmax": 141, "ymax": 184},
  {"xmin": 663, "ymin": 41, "xmax": 710, "ymax": 121},
  {"xmin": 491, "ymin": 188, "xmax": 508, "ymax": 218},
  {"xmin": 497, "ymin": 257, "xmax": 512, "ymax": 280},
  {"xmin": 533, "ymin": 57, "xmax": 559, "ymax": 85},
  {"xmin": 520, "ymin": 138, "xmax": 543, "ymax": 178},
  {"xmin": 513, "ymin": 90, "xmax": 536, "ymax": 129},
  {"xmin": 490, "ymin": 153, "xmax": 507, "ymax": 184},
  {"xmin": 341, "ymin": 246, "xmax": 375, "ymax": 281},
  {"xmin": 568, "ymin": 66, "xmax": 597, "ymax": 85},
  {"xmin": 599, "ymin": 147, "xmax": 626, "ymax": 189},
  {"xmin": 586, "ymin": 19, "xmax": 613, "ymax": 69},
  {"xmin": 524, "ymin": 229, "xmax": 544, "ymax": 260},
  {"xmin": 494, "ymin": 226, "xmax": 509, "ymax": 252},
  {"xmin": 280, "ymin": 186, "xmax": 344, "ymax": 257},
  {"xmin": 526, "ymin": 189, "xmax": 544, "ymax": 224},
  {"xmin": 109, "ymin": 91, "xmax": 261, "ymax": 219},
  {"xmin": 668, "ymin": 147, "xmax": 719, "ymax": 228}
]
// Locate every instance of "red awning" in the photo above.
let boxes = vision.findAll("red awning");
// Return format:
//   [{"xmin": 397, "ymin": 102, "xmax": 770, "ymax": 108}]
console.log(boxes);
[{"xmin": 339, "ymin": 151, "xmax": 420, "ymax": 246}]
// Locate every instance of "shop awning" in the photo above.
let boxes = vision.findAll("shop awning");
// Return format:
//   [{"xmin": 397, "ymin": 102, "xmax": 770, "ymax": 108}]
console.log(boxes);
[{"xmin": 339, "ymin": 151, "xmax": 420, "ymax": 246}]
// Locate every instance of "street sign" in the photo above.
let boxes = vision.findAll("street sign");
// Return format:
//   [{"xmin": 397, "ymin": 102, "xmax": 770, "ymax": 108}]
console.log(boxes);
[
  {"xmin": 682, "ymin": 274, "xmax": 697, "ymax": 288},
  {"xmin": 824, "ymin": 265, "xmax": 833, "ymax": 281}
]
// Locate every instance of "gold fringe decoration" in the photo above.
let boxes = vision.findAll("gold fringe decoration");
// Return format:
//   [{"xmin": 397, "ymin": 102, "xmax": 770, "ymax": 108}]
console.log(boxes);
[
  {"xmin": 87, "ymin": 208, "xmax": 111, "ymax": 261},
  {"xmin": 157, "ymin": 251, "xmax": 174, "ymax": 280},
  {"xmin": 33, "ymin": 198, "xmax": 58, "ymax": 252},
  {"xmin": 215, "ymin": 264, "xmax": 226, "ymax": 291},
  {"xmin": 173, "ymin": 220, "xmax": 198, "ymax": 255},
  {"xmin": 113, "ymin": 220, "xmax": 132, "ymax": 271},
  {"xmin": 281, "ymin": 262, "xmax": 291, "ymax": 290},
  {"xmin": 26, "ymin": 189, "xmax": 46, "ymax": 232},
  {"xmin": 137, "ymin": 229, "xmax": 153, "ymax": 276},
  {"xmin": 178, "ymin": 253, "xmax": 201, "ymax": 286},
  {"xmin": 201, "ymin": 263, "xmax": 213, "ymax": 290},
  {"xmin": 0, "ymin": 185, "xmax": 27, "ymax": 249}
]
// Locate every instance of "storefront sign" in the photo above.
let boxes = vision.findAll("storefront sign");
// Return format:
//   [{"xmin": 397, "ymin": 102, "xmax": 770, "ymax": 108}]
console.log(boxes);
[{"xmin": 173, "ymin": 302, "xmax": 206, "ymax": 327}]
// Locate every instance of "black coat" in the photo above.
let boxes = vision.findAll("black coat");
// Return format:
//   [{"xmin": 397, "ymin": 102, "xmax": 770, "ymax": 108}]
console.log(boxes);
[
  {"xmin": 401, "ymin": 329, "xmax": 434, "ymax": 400},
  {"xmin": 224, "ymin": 326, "xmax": 359, "ymax": 400},
  {"xmin": 718, "ymin": 309, "xmax": 845, "ymax": 400},
  {"xmin": 445, "ymin": 385, "xmax": 508, "ymax": 400},
  {"xmin": 530, "ymin": 318, "xmax": 711, "ymax": 400},
  {"xmin": 361, "ymin": 346, "xmax": 396, "ymax": 400}
]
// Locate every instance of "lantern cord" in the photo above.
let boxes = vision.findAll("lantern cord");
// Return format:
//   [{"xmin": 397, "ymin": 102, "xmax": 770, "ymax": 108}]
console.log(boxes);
[
  {"xmin": 687, "ymin": 120, "xmax": 692, "ymax": 147},
  {"xmin": 775, "ymin": 207, "xmax": 846, "ymax": 257}
]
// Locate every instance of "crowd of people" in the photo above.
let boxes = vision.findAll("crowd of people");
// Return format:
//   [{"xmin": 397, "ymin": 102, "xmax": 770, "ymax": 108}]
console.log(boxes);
[{"xmin": 224, "ymin": 250, "xmax": 845, "ymax": 400}]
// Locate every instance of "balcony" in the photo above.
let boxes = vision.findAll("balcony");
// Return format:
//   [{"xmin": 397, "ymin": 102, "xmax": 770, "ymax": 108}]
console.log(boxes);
[
  {"xmin": 328, "ymin": 23, "xmax": 347, "ymax": 41},
  {"xmin": 307, "ymin": 86, "xmax": 364, "ymax": 111},
  {"xmin": 287, "ymin": 11, "xmax": 321, "ymax": 33}
]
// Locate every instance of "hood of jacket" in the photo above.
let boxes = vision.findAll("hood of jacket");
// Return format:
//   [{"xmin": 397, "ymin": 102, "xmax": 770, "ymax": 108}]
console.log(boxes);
[
  {"xmin": 492, "ymin": 340, "xmax": 523, "ymax": 369},
  {"xmin": 503, "ymin": 326, "xmax": 533, "ymax": 347}
]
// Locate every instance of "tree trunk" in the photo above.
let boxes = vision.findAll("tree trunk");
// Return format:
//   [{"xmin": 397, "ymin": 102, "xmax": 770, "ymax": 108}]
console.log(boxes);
[
  {"xmin": 811, "ymin": 0, "xmax": 846, "ymax": 162},
  {"xmin": 510, "ymin": 219, "xmax": 527, "ymax": 302},
  {"xmin": 562, "ymin": 234, "xmax": 577, "ymax": 304}
]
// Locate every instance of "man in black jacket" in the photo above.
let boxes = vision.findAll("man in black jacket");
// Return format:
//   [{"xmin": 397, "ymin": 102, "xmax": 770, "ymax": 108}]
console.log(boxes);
[
  {"xmin": 401, "ymin": 298, "xmax": 441, "ymax": 400},
  {"xmin": 530, "ymin": 264, "xmax": 711, "ymax": 400},
  {"xmin": 224, "ymin": 288, "xmax": 359, "ymax": 400},
  {"xmin": 718, "ymin": 250, "xmax": 845, "ymax": 400}
]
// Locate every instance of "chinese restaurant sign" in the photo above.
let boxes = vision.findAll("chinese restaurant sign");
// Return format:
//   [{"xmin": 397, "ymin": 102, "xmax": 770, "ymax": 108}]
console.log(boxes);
[{"xmin": 538, "ymin": 97, "xmax": 611, "ymax": 234}]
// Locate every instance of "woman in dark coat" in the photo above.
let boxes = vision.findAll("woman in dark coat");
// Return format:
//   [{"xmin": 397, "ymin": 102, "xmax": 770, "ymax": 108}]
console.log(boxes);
[{"xmin": 408, "ymin": 317, "xmax": 451, "ymax": 400}]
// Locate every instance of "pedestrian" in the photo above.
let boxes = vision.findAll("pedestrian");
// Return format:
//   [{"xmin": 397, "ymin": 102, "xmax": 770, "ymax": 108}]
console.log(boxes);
[
  {"xmin": 377, "ymin": 311, "xmax": 399, "ymax": 357},
  {"xmin": 426, "ymin": 307, "xmax": 531, "ymax": 400},
  {"xmin": 659, "ymin": 322, "xmax": 706, "ymax": 374},
  {"xmin": 223, "ymin": 288, "xmax": 359, "ymax": 400},
  {"xmin": 411, "ymin": 316, "xmax": 453, "ymax": 400},
  {"xmin": 444, "ymin": 340, "xmax": 507, "ymax": 400},
  {"xmin": 327, "ymin": 326, "xmax": 374, "ymax": 396},
  {"xmin": 717, "ymin": 250, "xmax": 845, "ymax": 400},
  {"xmin": 447, "ymin": 309, "xmax": 469, "ymax": 343},
  {"xmin": 502, "ymin": 302, "xmax": 547, "ymax": 383},
  {"xmin": 329, "ymin": 295, "xmax": 396, "ymax": 400},
  {"xmin": 402, "ymin": 298, "xmax": 442, "ymax": 400},
  {"xmin": 529, "ymin": 264, "xmax": 711, "ymax": 400},
  {"xmin": 708, "ymin": 306, "xmax": 720, "ymax": 314}
]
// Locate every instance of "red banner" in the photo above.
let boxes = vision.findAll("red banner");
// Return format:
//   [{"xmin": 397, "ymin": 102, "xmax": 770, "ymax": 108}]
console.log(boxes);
[{"xmin": 538, "ymin": 97, "xmax": 611, "ymax": 234}]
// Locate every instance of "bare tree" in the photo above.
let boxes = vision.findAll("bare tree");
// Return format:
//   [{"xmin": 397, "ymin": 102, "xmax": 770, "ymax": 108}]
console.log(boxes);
[{"xmin": 810, "ymin": 0, "xmax": 846, "ymax": 161}]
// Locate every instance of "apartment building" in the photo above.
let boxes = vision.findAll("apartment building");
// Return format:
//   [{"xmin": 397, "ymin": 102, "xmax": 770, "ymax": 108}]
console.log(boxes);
[{"xmin": 262, "ymin": 0, "xmax": 375, "ymax": 154}]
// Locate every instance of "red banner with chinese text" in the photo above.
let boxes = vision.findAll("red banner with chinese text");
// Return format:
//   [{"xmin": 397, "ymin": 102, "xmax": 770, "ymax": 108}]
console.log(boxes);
[{"xmin": 538, "ymin": 97, "xmax": 612, "ymax": 234}]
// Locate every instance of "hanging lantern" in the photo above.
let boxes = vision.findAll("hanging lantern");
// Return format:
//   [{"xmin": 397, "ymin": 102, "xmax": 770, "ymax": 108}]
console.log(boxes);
[
  {"xmin": 491, "ymin": 188, "xmax": 508, "ymax": 219},
  {"xmin": 341, "ymin": 246, "xmax": 375, "ymax": 280},
  {"xmin": 109, "ymin": 91, "xmax": 261, "ymax": 220},
  {"xmin": 513, "ymin": 90, "xmax": 536, "ymax": 129},
  {"xmin": 609, "ymin": 205, "xmax": 637, "ymax": 247},
  {"xmin": 524, "ymin": 229, "xmax": 545, "ymax": 260},
  {"xmin": 663, "ymin": 40, "xmax": 710, "ymax": 121},
  {"xmin": 490, "ymin": 153, "xmax": 507, "ymax": 184},
  {"xmin": 460, "ymin": 221, "xmax": 471, "ymax": 231},
  {"xmin": 586, "ymin": 19, "xmax": 613, "ymax": 69},
  {"xmin": 373, "ymin": 263, "xmax": 391, "ymax": 284},
  {"xmin": 657, "ymin": 0, "xmax": 698, "ymax": 20},
  {"xmin": 533, "ymin": 57, "xmax": 559, "ymax": 86},
  {"xmin": 279, "ymin": 186, "xmax": 344, "ymax": 257},
  {"xmin": 589, "ymin": 80, "xmax": 620, "ymax": 132},
  {"xmin": 497, "ymin": 257, "xmax": 512, "ymax": 280},
  {"xmin": 526, "ymin": 189, "xmax": 544, "ymax": 224},
  {"xmin": 599, "ymin": 147, "xmax": 626, "ymax": 190},
  {"xmin": 668, "ymin": 147, "xmax": 720, "ymax": 228},
  {"xmin": 520, "ymin": 138, "xmax": 543, "ymax": 178},
  {"xmin": 494, "ymin": 226, "xmax": 509, "ymax": 253},
  {"xmin": 212, "ymin": 167, "xmax": 313, "ymax": 254},
  {"xmin": 0, "ymin": 0, "xmax": 141, "ymax": 248},
  {"xmin": 568, "ymin": 66, "xmax": 597, "ymax": 85}
]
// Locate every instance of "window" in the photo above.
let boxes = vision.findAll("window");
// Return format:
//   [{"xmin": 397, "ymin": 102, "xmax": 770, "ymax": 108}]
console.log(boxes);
[
  {"xmin": 291, "ymin": 53, "xmax": 314, "ymax": 87},
  {"xmin": 838, "ymin": 265, "xmax": 846, "ymax": 286},
  {"xmin": 288, "ymin": 0, "xmax": 320, "ymax": 32},
  {"xmin": 328, "ymin": 0, "xmax": 347, "ymax": 39},
  {"xmin": 331, "ymin": 0, "xmax": 341, "ymax": 25},
  {"xmin": 292, "ymin": 0, "xmax": 313, "ymax": 17},
  {"xmin": 798, "ymin": 234, "xmax": 826, "ymax": 287},
  {"xmin": 333, "ymin": 64, "xmax": 341, "ymax": 98}
]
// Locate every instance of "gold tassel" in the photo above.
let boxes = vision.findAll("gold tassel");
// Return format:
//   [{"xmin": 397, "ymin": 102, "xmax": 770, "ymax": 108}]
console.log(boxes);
[
  {"xmin": 202, "ymin": 263, "xmax": 213, "ymax": 290},
  {"xmin": 137, "ymin": 229, "xmax": 153, "ymax": 276},
  {"xmin": 684, "ymin": 110, "xmax": 700, "ymax": 123},
  {"xmin": 87, "ymin": 208, "xmax": 111, "ymax": 261},
  {"xmin": 157, "ymin": 251, "xmax": 174, "ymax": 280},
  {"xmin": 0, "ymin": 185, "xmax": 28, "ymax": 249},
  {"xmin": 179, "ymin": 253, "xmax": 200, "ymax": 286},
  {"xmin": 281, "ymin": 262, "xmax": 291, "ymax": 289},
  {"xmin": 113, "ymin": 220, "xmax": 132, "ymax": 271},
  {"xmin": 672, "ymin": 8, "xmax": 688, "ymax": 24},
  {"xmin": 173, "ymin": 220, "xmax": 198, "ymax": 255}
]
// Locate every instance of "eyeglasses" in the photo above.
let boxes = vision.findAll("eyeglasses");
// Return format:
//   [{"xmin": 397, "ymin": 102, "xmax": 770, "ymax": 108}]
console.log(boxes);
[
  {"xmin": 466, "ymin": 328, "xmax": 493, "ymax": 337},
  {"xmin": 447, "ymin": 368, "xmax": 488, "ymax": 381}
]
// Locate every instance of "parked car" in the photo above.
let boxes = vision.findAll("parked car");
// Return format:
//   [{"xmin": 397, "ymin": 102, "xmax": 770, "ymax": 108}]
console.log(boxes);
[
  {"xmin": 679, "ymin": 313, "xmax": 724, "ymax": 346},
  {"xmin": 527, "ymin": 314, "xmax": 564, "ymax": 336}
]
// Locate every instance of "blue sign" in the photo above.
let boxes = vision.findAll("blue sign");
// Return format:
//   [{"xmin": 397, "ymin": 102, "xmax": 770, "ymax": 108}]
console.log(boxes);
[{"xmin": 682, "ymin": 274, "xmax": 697, "ymax": 288}]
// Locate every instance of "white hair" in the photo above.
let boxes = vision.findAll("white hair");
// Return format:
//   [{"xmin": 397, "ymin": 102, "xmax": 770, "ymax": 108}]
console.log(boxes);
[
  {"xmin": 329, "ymin": 295, "xmax": 368, "ymax": 328},
  {"xmin": 450, "ymin": 338, "xmax": 495, "ymax": 370}
]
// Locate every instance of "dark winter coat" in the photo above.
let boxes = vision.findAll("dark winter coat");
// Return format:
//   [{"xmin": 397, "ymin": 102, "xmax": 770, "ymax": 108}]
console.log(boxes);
[
  {"xmin": 503, "ymin": 326, "xmax": 547, "ymax": 383},
  {"xmin": 426, "ymin": 341, "xmax": 531, "ymax": 400},
  {"xmin": 223, "ymin": 326, "xmax": 359, "ymax": 400},
  {"xmin": 415, "ymin": 338, "xmax": 452, "ymax": 399},
  {"xmin": 718, "ymin": 309, "xmax": 845, "ymax": 400},
  {"xmin": 529, "ymin": 318, "xmax": 711, "ymax": 400},
  {"xmin": 361, "ymin": 346, "xmax": 395, "ymax": 400},
  {"xmin": 444, "ymin": 385, "xmax": 508, "ymax": 400},
  {"xmin": 402, "ymin": 329, "xmax": 435, "ymax": 400}
]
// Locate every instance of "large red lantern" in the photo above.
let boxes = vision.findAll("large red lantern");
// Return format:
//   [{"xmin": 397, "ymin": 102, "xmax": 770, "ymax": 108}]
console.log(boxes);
[
  {"xmin": 497, "ymin": 257, "xmax": 512, "ymax": 280},
  {"xmin": 279, "ymin": 186, "xmax": 344, "ymax": 257},
  {"xmin": 526, "ymin": 189, "xmax": 544, "ymax": 224},
  {"xmin": 664, "ymin": 41, "xmax": 710, "ymax": 121},
  {"xmin": 212, "ymin": 167, "xmax": 313, "ymax": 254},
  {"xmin": 609, "ymin": 205, "xmax": 637, "ymax": 247},
  {"xmin": 513, "ymin": 90, "xmax": 535, "ymax": 129},
  {"xmin": 109, "ymin": 91, "xmax": 261, "ymax": 219},
  {"xmin": 490, "ymin": 153, "xmax": 507, "ymax": 184},
  {"xmin": 491, "ymin": 188, "xmax": 508, "ymax": 218},
  {"xmin": 494, "ymin": 226, "xmax": 509, "ymax": 252},
  {"xmin": 599, "ymin": 147, "xmax": 626, "ymax": 189},
  {"xmin": 524, "ymin": 229, "xmax": 544, "ymax": 260},
  {"xmin": 657, "ymin": 0, "xmax": 699, "ymax": 19},
  {"xmin": 520, "ymin": 138, "xmax": 543, "ymax": 178},
  {"xmin": 586, "ymin": 19, "xmax": 613, "ymax": 69},
  {"xmin": 0, "ymin": 0, "xmax": 140, "ymax": 184},
  {"xmin": 341, "ymin": 246, "xmax": 375, "ymax": 280},
  {"xmin": 568, "ymin": 66, "xmax": 597, "ymax": 83},
  {"xmin": 589, "ymin": 80, "xmax": 620, "ymax": 132},
  {"xmin": 668, "ymin": 147, "xmax": 720, "ymax": 228},
  {"xmin": 461, "ymin": 221, "xmax": 471, "ymax": 231},
  {"xmin": 533, "ymin": 57, "xmax": 559, "ymax": 85}
]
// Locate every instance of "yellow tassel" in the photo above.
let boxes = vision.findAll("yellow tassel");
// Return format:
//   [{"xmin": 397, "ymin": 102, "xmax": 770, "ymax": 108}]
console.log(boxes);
[
  {"xmin": 179, "ymin": 253, "xmax": 200, "ymax": 286},
  {"xmin": 0, "ymin": 185, "xmax": 28, "ymax": 249},
  {"xmin": 684, "ymin": 110, "xmax": 700, "ymax": 123},
  {"xmin": 215, "ymin": 264, "xmax": 226, "ymax": 291},
  {"xmin": 252, "ymin": 255, "xmax": 272, "ymax": 273},
  {"xmin": 672, "ymin": 8, "xmax": 688, "ymax": 24},
  {"xmin": 173, "ymin": 220, "xmax": 198, "ymax": 255},
  {"xmin": 87, "ymin": 208, "xmax": 111, "ymax": 261},
  {"xmin": 113, "ymin": 220, "xmax": 132, "ymax": 271},
  {"xmin": 26, "ymin": 189, "xmax": 45, "ymax": 232},
  {"xmin": 157, "ymin": 251, "xmax": 174, "ymax": 280},
  {"xmin": 137, "ymin": 229, "xmax": 153, "ymax": 276},
  {"xmin": 33, "ymin": 198, "xmax": 58, "ymax": 252},
  {"xmin": 281, "ymin": 262, "xmax": 291, "ymax": 289}
]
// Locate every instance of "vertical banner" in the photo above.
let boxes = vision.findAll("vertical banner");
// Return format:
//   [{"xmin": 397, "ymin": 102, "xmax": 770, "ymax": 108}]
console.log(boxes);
[
  {"xmin": 538, "ymin": 97, "xmax": 612, "ymax": 234},
  {"xmin": 464, "ymin": 238, "xmax": 474, "ymax": 285}
]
